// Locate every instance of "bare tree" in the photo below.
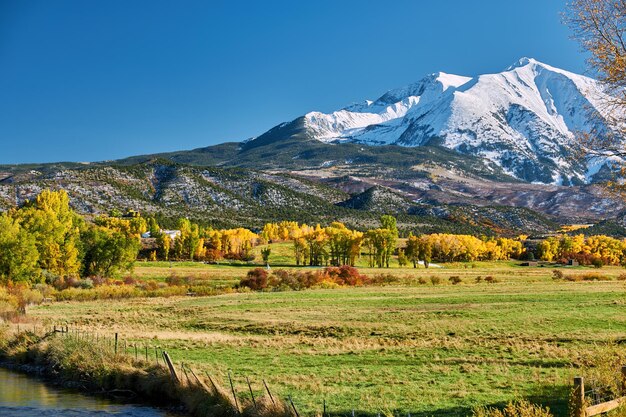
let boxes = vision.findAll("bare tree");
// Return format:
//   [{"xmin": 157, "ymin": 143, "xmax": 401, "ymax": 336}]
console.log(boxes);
[
  {"xmin": 567, "ymin": 1, "xmax": 626, "ymax": 91},
  {"xmin": 565, "ymin": 0, "xmax": 626, "ymax": 196}
]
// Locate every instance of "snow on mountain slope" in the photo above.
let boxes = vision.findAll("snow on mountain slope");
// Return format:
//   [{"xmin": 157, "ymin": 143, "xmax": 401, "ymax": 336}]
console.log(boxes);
[
  {"xmin": 250, "ymin": 58, "xmax": 620, "ymax": 185},
  {"xmin": 303, "ymin": 72, "xmax": 471, "ymax": 143}
]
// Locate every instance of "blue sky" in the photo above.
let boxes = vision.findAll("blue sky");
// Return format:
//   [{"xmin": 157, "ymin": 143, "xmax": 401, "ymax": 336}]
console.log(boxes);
[{"xmin": 0, "ymin": 0, "xmax": 585, "ymax": 164}]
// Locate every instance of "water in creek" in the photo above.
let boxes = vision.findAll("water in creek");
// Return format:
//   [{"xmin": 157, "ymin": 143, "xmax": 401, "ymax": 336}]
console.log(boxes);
[{"xmin": 0, "ymin": 367, "xmax": 179, "ymax": 417}]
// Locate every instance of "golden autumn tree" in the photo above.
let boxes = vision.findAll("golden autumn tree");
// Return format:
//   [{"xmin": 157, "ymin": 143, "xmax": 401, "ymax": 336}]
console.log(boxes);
[
  {"xmin": 17, "ymin": 190, "xmax": 82, "ymax": 277},
  {"xmin": 290, "ymin": 226, "xmax": 308, "ymax": 266},
  {"xmin": 0, "ymin": 213, "xmax": 40, "ymax": 284}
]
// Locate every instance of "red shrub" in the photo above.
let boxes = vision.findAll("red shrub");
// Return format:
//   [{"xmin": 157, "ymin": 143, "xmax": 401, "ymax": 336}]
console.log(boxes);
[
  {"xmin": 123, "ymin": 276, "xmax": 137, "ymax": 285},
  {"xmin": 240, "ymin": 268, "xmax": 269, "ymax": 290},
  {"xmin": 323, "ymin": 265, "xmax": 365, "ymax": 286},
  {"xmin": 90, "ymin": 276, "xmax": 108, "ymax": 287}
]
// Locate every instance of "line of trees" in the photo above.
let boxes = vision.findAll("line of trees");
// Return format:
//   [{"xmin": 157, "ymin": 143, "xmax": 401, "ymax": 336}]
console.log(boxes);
[
  {"xmin": 262, "ymin": 217, "xmax": 527, "ymax": 268},
  {"xmin": 3, "ymin": 190, "xmax": 626, "ymax": 287},
  {"xmin": 404, "ymin": 234, "xmax": 524, "ymax": 265},
  {"xmin": 0, "ymin": 190, "xmax": 140, "ymax": 285},
  {"xmin": 144, "ymin": 220, "xmax": 259, "ymax": 262},
  {"xmin": 0, "ymin": 190, "xmax": 265, "ymax": 284},
  {"xmin": 537, "ymin": 234, "xmax": 626, "ymax": 266},
  {"xmin": 263, "ymin": 220, "xmax": 366, "ymax": 266}
]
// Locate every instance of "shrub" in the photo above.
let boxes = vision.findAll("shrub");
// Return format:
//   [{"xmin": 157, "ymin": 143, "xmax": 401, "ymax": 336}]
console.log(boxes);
[
  {"xmin": 324, "ymin": 265, "xmax": 364, "ymax": 286},
  {"xmin": 617, "ymin": 273, "xmax": 626, "ymax": 281},
  {"xmin": 139, "ymin": 280, "xmax": 161, "ymax": 291},
  {"xmin": 123, "ymin": 276, "xmax": 137, "ymax": 286},
  {"xmin": 240, "ymin": 253, "xmax": 256, "ymax": 262},
  {"xmin": 53, "ymin": 285, "xmax": 139, "ymax": 301},
  {"xmin": 264, "ymin": 266, "xmax": 368, "ymax": 291},
  {"xmin": 78, "ymin": 278, "xmax": 94, "ymax": 289},
  {"xmin": 472, "ymin": 400, "xmax": 553, "ymax": 417},
  {"xmin": 42, "ymin": 271, "xmax": 62, "ymax": 287},
  {"xmin": 268, "ymin": 269, "xmax": 301, "ymax": 290},
  {"xmin": 240, "ymin": 268, "xmax": 269, "ymax": 291},
  {"xmin": 224, "ymin": 252, "xmax": 256, "ymax": 262},
  {"xmin": 165, "ymin": 274, "xmax": 193, "ymax": 286},
  {"xmin": 564, "ymin": 274, "xmax": 582, "ymax": 282},
  {"xmin": 0, "ymin": 286, "xmax": 20, "ymax": 318},
  {"xmin": 592, "ymin": 257, "xmax": 604, "ymax": 268},
  {"xmin": 484, "ymin": 276, "xmax": 499, "ymax": 284},
  {"xmin": 580, "ymin": 273, "xmax": 610, "ymax": 281},
  {"xmin": 475, "ymin": 276, "xmax": 483, "ymax": 283},
  {"xmin": 430, "ymin": 276, "xmax": 441, "ymax": 285},
  {"xmin": 573, "ymin": 345, "xmax": 626, "ymax": 404},
  {"xmin": 369, "ymin": 273, "xmax": 400, "ymax": 285},
  {"xmin": 418, "ymin": 277, "xmax": 427, "ymax": 285},
  {"xmin": 552, "ymin": 270, "xmax": 564, "ymax": 280},
  {"xmin": 299, "ymin": 271, "xmax": 325, "ymax": 288},
  {"xmin": 449, "ymin": 276, "xmax": 463, "ymax": 285},
  {"xmin": 90, "ymin": 276, "xmax": 108, "ymax": 286}
]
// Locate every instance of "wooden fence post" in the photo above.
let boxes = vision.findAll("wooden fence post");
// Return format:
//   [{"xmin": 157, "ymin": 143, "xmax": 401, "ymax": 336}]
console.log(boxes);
[
  {"xmin": 162, "ymin": 351, "xmax": 180, "ymax": 383},
  {"xmin": 622, "ymin": 366, "xmax": 626, "ymax": 395},
  {"xmin": 289, "ymin": 396, "xmax": 301, "ymax": 417},
  {"xmin": 246, "ymin": 376, "xmax": 257, "ymax": 410},
  {"xmin": 574, "ymin": 376, "xmax": 585, "ymax": 417},
  {"xmin": 263, "ymin": 379, "xmax": 275, "ymax": 406},
  {"xmin": 114, "ymin": 333, "xmax": 118, "ymax": 355},
  {"xmin": 228, "ymin": 371, "xmax": 241, "ymax": 415}
]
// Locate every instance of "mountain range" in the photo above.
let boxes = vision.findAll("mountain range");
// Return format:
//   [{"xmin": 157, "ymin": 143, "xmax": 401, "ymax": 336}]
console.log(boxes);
[
  {"xmin": 1, "ymin": 58, "xmax": 624, "ymax": 236},
  {"xmin": 247, "ymin": 57, "xmax": 619, "ymax": 185}
]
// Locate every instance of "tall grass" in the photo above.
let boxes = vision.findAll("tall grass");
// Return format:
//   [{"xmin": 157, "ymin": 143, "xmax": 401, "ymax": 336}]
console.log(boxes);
[
  {"xmin": 0, "ymin": 329, "xmax": 294, "ymax": 417},
  {"xmin": 472, "ymin": 401, "xmax": 553, "ymax": 417}
]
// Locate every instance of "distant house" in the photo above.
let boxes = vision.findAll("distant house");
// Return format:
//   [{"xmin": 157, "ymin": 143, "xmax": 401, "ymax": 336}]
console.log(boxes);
[
  {"xmin": 567, "ymin": 259, "xmax": 579, "ymax": 266},
  {"xmin": 520, "ymin": 261, "xmax": 539, "ymax": 267},
  {"xmin": 163, "ymin": 230, "xmax": 181, "ymax": 240},
  {"xmin": 141, "ymin": 230, "xmax": 181, "ymax": 240}
]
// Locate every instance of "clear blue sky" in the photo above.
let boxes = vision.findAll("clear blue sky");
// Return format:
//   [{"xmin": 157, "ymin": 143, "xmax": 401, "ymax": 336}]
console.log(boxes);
[{"xmin": 0, "ymin": 0, "xmax": 585, "ymax": 164}]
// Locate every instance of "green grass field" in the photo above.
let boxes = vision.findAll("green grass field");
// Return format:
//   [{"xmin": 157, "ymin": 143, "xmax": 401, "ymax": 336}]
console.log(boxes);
[{"xmin": 24, "ymin": 258, "xmax": 626, "ymax": 416}]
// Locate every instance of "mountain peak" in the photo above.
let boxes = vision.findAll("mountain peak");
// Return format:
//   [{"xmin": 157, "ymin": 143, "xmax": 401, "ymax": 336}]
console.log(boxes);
[
  {"xmin": 433, "ymin": 72, "xmax": 472, "ymax": 91},
  {"xmin": 247, "ymin": 59, "xmax": 616, "ymax": 185},
  {"xmin": 507, "ymin": 57, "xmax": 542, "ymax": 69},
  {"xmin": 505, "ymin": 57, "xmax": 565, "ymax": 73}
]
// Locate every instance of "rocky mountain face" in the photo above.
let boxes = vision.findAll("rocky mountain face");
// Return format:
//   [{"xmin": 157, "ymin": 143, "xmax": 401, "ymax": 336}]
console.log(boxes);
[
  {"xmin": 247, "ymin": 58, "xmax": 621, "ymax": 185},
  {"xmin": 0, "ymin": 162, "xmax": 559, "ymax": 236}
]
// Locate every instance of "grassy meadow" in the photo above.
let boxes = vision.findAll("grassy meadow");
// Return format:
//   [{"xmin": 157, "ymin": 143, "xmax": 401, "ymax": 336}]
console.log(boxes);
[{"xmin": 21, "ymin": 248, "xmax": 626, "ymax": 417}]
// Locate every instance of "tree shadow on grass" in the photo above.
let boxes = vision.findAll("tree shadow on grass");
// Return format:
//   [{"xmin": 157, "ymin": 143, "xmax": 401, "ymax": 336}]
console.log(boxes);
[
  {"xmin": 326, "ymin": 383, "xmax": 571, "ymax": 417},
  {"xmin": 524, "ymin": 382, "xmax": 571, "ymax": 417}
]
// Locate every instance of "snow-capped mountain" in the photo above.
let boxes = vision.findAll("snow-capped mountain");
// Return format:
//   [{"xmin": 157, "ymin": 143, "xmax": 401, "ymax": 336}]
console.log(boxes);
[{"xmin": 249, "ymin": 58, "xmax": 620, "ymax": 185}]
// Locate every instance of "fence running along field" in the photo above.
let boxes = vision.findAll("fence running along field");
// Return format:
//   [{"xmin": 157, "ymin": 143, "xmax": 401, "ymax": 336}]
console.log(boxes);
[
  {"xmin": 572, "ymin": 367, "xmax": 626, "ymax": 417},
  {"xmin": 8, "ymin": 325, "xmax": 626, "ymax": 417}
]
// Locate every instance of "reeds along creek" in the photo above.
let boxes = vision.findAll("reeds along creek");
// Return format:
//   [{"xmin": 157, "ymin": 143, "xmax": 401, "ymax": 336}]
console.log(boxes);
[{"xmin": 0, "ymin": 326, "xmax": 297, "ymax": 417}]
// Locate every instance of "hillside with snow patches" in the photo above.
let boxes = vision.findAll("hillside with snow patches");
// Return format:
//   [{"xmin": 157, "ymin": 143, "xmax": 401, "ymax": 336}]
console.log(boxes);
[{"xmin": 249, "ymin": 58, "xmax": 620, "ymax": 185}]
